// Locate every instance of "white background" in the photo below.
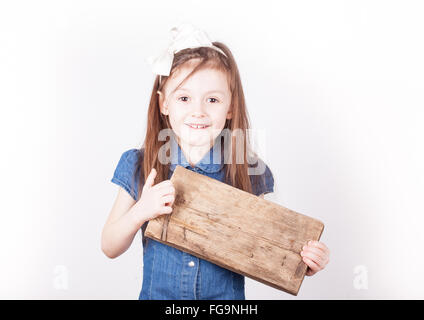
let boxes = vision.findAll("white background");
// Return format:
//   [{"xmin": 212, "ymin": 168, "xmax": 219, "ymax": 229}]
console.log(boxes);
[{"xmin": 1, "ymin": 0, "xmax": 423, "ymax": 299}]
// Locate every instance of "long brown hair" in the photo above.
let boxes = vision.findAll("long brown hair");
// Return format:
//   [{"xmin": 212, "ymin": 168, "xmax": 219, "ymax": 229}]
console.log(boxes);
[{"xmin": 135, "ymin": 42, "xmax": 263, "ymax": 200}]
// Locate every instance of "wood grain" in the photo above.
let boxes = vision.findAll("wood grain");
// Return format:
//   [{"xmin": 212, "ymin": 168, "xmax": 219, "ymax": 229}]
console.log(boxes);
[{"xmin": 144, "ymin": 165, "xmax": 324, "ymax": 295}]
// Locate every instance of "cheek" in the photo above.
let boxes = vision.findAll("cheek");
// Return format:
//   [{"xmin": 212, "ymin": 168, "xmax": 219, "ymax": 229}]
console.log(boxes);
[
  {"xmin": 211, "ymin": 118, "xmax": 226, "ymax": 130},
  {"xmin": 211, "ymin": 108, "xmax": 230, "ymax": 128},
  {"xmin": 168, "ymin": 107, "xmax": 184, "ymax": 127},
  {"xmin": 168, "ymin": 109, "xmax": 191, "ymax": 138}
]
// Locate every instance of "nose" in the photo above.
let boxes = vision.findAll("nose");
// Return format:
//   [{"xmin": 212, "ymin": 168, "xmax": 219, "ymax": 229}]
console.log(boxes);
[{"xmin": 191, "ymin": 100, "xmax": 207, "ymax": 118}]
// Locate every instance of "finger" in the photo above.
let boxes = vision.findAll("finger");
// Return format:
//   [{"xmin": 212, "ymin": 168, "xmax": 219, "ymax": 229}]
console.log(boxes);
[
  {"xmin": 143, "ymin": 168, "xmax": 157, "ymax": 189},
  {"xmin": 302, "ymin": 245, "xmax": 325, "ymax": 260},
  {"xmin": 302, "ymin": 246, "xmax": 326, "ymax": 259},
  {"xmin": 152, "ymin": 179, "xmax": 173, "ymax": 189},
  {"xmin": 161, "ymin": 195, "xmax": 175, "ymax": 205},
  {"xmin": 305, "ymin": 247, "xmax": 329, "ymax": 266},
  {"xmin": 302, "ymin": 250, "xmax": 325, "ymax": 267},
  {"xmin": 165, "ymin": 193, "xmax": 175, "ymax": 206},
  {"xmin": 308, "ymin": 240, "xmax": 329, "ymax": 254},
  {"xmin": 156, "ymin": 186, "xmax": 175, "ymax": 197},
  {"xmin": 158, "ymin": 206, "xmax": 173, "ymax": 215},
  {"xmin": 302, "ymin": 256, "xmax": 321, "ymax": 273},
  {"xmin": 306, "ymin": 267, "xmax": 317, "ymax": 276},
  {"xmin": 301, "ymin": 250, "xmax": 325, "ymax": 268}
]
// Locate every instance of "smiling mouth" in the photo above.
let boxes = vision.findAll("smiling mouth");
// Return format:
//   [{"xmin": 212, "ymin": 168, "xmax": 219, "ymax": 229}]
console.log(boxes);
[{"xmin": 186, "ymin": 124, "xmax": 210, "ymax": 130}]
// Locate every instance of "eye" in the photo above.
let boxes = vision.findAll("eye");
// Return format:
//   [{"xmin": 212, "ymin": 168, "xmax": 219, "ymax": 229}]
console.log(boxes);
[
  {"xmin": 208, "ymin": 97, "xmax": 219, "ymax": 103},
  {"xmin": 178, "ymin": 96, "xmax": 189, "ymax": 102}
]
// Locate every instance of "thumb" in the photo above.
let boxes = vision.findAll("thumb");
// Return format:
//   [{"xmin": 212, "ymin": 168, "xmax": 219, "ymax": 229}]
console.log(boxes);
[{"xmin": 143, "ymin": 168, "xmax": 157, "ymax": 190}]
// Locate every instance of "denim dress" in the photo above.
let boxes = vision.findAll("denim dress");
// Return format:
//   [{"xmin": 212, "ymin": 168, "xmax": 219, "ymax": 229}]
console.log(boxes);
[{"xmin": 111, "ymin": 136, "xmax": 274, "ymax": 300}]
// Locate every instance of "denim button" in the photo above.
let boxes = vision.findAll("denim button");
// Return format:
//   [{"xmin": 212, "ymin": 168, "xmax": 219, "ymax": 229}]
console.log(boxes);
[{"xmin": 188, "ymin": 261, "xmax": 195, "ymax": 267}]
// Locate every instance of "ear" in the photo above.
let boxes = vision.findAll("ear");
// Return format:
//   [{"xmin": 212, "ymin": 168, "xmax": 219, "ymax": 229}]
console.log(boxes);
[
  {"xmin": 157, "ymin": 90, "xmax": 169, "ymax": 116},
  {"xmin": 226, "ymin": 108, "xmax": 232, "ymax": 120}
]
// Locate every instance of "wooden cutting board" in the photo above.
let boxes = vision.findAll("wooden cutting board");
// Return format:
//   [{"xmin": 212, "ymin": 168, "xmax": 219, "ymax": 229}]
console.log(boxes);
[{"xmin": 144, "ymin": 165, "xmax": 324, "ymax": 296}]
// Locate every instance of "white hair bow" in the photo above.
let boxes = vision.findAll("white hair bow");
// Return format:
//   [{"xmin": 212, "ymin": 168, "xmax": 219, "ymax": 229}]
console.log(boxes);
[{"xmin": 146, "ymin": 23, "xmax": 227, "ymax": 77}]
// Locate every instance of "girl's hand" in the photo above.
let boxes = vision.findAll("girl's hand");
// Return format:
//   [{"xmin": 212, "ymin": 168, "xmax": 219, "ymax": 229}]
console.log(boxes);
[
  {"xmin": 300, "ymin": 240, "xmax": 330, "ymax": 276},
  {"xmin": 133, "ymin": 168, "xmax": 175, "ymax": 224}
]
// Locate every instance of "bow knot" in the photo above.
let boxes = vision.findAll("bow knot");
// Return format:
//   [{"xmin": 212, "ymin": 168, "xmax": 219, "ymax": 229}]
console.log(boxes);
[{"xmin": 146, "ymin": 23, "xmax": 227, "ymax": 77}]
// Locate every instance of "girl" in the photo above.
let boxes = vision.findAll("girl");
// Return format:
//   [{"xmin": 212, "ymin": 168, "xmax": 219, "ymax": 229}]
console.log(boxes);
[{"xmin": 101, "ymin": 23, "xmax": 330, "ymax": 300}]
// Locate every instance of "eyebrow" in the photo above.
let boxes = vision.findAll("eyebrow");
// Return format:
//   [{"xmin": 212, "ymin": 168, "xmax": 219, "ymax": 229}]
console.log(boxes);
[{"xmin": 175, "ymin": 88, "xmax": 225, "ymax": 95}]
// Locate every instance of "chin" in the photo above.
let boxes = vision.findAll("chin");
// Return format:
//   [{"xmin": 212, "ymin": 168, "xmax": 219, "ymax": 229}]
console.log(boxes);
[
  {"xmin": 181, "ymin": 136, "xmax": 212, "ymax": 147},
  {"xmin": 177, "ymin": 130, "xmax": 212, "ymax": 147}
]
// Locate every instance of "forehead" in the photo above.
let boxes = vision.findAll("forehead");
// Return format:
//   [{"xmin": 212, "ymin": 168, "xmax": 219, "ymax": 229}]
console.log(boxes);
[{"xmin": 164, "ymin": 64, "xmax": 230, "ymax": 95}]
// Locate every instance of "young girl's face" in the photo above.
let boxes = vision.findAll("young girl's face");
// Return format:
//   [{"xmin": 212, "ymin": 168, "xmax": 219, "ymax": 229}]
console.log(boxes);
[{"xmin": 159, "ymin": 62, "xmax": 232, "ymax": 148}]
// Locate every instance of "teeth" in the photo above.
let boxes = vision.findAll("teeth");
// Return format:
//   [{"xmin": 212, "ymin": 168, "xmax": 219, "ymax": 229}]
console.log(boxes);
[{"xmin": 189, "ymin": 124, "xmax": 207, "ymax": 129}]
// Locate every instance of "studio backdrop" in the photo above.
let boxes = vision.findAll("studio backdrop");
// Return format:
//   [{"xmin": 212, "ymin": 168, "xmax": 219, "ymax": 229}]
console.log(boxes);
[{"xmin": 1, "ymin": 0, "xmax": 423, "ymax": 299}]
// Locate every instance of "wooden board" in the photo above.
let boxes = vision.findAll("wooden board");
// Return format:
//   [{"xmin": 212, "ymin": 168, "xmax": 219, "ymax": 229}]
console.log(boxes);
[{"xmin": 144, "ymin": 165, "xmax": 324, "ymax": 296}]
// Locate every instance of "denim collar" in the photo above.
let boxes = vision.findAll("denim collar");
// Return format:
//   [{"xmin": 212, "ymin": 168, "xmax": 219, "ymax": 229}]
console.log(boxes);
[{"xmin": 169, "ymin": 134, "xmax": 224, "ymax": 174}]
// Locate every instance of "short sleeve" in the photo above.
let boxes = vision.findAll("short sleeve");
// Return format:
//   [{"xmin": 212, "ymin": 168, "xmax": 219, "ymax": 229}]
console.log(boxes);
[
  {"xmin": 249, "ymin": 158, "xmax": 274, "ymax": 196},
  {"xmin": 111, "ymin": 148, "xmax": 144, "ymax": 201}
]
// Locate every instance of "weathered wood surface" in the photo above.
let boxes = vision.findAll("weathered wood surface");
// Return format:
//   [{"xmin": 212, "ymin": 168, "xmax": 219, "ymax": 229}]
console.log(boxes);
[{"xmin": 144, "ymin": 165, "xmax": 324, "ymax": 295}]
